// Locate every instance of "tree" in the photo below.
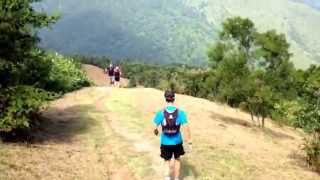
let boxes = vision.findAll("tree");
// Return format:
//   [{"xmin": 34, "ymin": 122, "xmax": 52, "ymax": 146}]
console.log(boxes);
[
  {"xmin": 209, "ymin": 17, "xmax": 257, "ymax": 69},
  {"xmin": 0, "ymin": 0, "xmax": 58, "ymax": 132},
  {"xmin": 255, "ymin": 30, "xmax": 291, "ymax": 70},
  {"xmin": 208, "ymin": 41, "xmax": 233, "ymax": 68},
  {"xmin": 255, "ymin": 30, "xmax": 296, "ymax": 99},
  {"xmin": 182, "ymin": 71, "xmax": 202, "ymax": 97},
  {"xmin": 294, "ymin": 65, "xmax": 320, "ymax": 132},
  {"xmin": 207, "ymin": 17, "xmax": 256, "ymax": 107},
  {"xmin": 220, "ymin": 17, "xmax": 256, "ymax": 54},
  {"xmin": 214, "ymin": 48, "xmax": 250, "ymax": 107},
  {"xmin": 0, "ymin": 0, "xmax": 58, "ymax": 88},
  {"xmin": 207, "ymin": 17, "xmax": 295, "ymax": 127},
  {"xmin": 245, "ymin": 71, "xmax": 275, "ymax": 127}
]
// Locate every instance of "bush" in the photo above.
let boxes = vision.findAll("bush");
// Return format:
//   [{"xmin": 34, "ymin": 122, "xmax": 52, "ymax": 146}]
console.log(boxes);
[
  {"xmin": 44, "ymin": 53, "xmax": 91, "ymax": 93},
  {"xmin": 0, "ymin": 0, "xmax": 90, "ymax": 135},
  {"xmin": 295, "ymin": 103, "xmax": 320, "ymax": 133},
  {"xmin": 0, "ymin": 86, "xmax": 55, "ymax": 132},
  {"xmin": 296, "ymin": 99, "xmax": 320, "ymax": 172},
  {"xmin": 0, "ymin": 52, "xmax": 91, "ymax": 133},
  {"xmin": 303, "ymin": 132, "xmax": 320, "ymax": 172},
  {"xmin": 19, "ymin": 50, "xmax": 53, "ymax": 88},
  {"xmin": 271, "ymin": 100, "xmax": 303, "ymax": 126}
]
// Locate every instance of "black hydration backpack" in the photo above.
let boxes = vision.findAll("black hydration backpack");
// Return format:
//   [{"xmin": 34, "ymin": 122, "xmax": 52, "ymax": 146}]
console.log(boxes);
[
  {"xmin": 162, "ymin": 109, "xmax": 180, "ymax": 136},
  {"xmin": 108, "ymin": 66, "xmax": 114, "ymax": 76}
]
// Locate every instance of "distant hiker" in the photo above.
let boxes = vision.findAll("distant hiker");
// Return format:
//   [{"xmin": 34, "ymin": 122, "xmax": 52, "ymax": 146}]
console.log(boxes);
[
  {"xmin": 107, "ymin": 63, "xmax": 115, "ymax": 85},
  {"xmin": 114, "ymin": 65, "xmax": 121, "ymax": 87},
  {"xmin": 153, "ymin": 90, "xmax": 192, "ymax": 180}
]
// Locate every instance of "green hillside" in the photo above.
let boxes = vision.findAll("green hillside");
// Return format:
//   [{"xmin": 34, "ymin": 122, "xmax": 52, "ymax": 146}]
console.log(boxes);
[
  {"xmin": 186, "ymin": 0, "xmax": 320, "ymax": 68},
  {"xmin": 38, "ymin": 0, "xmax": 320, "ymax": 68},
  {"xmin": 37, "ymin": 0, "xmax": 215, "ymax": 65}
]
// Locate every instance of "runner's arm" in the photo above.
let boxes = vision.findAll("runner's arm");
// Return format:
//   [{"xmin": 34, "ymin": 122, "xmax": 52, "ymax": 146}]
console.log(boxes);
[
  {"xmin": 180, "ymin": 111, "xmax": 191, "ymax": 143},
  {"xmin": 153, "ymin": 111, "xmax": 162, "ymax": 136},
  {"xmin": 154, "ymin": 124, "xmax": 161, "ymax": 136},
  {"xmin": 182, "ymin": 124, "xmax": 192, "ymax": 143}
]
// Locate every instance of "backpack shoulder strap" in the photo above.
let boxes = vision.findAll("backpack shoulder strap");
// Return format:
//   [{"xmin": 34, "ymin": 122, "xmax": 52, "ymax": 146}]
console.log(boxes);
[
  {"xmin": 163, "ymin": 108, "xmax": 168, "ymax": 118},
  {"xmin": 163, "ymin": 108, "xmax": 178, "ymax": 119},
  {"xmin": 172, "ymin": 108, "xmax": 179, "ymax": 119}
]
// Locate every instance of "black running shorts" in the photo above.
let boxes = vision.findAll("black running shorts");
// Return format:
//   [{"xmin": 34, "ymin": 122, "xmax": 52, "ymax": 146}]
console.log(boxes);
[{"xmin": 160, "ymin": 143, "xmax": 185, "ymax": 160}]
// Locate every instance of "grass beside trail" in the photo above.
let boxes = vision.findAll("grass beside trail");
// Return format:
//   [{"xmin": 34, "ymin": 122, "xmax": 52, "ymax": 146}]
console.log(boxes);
[
  {"xmin": 105, "ymin": 89, "xmax": 253, "ymax": 180},
  {"xmin": 89, "ymin": 108, "xmax": 154, "ymax": 179},
  {"xmin": 105, "ymin": 90, "xmax": 156, "ymax": 179},
  {"xmin": 0, "ymin": 148, "xmax": 6, "ymax": 179},
  {"xmin": 106, "ymin": 95, "xmax": 149, "ymax": 132},
  {"xmin": 191, "ymin": 147, "xmax": 252, "ymax": 180}
]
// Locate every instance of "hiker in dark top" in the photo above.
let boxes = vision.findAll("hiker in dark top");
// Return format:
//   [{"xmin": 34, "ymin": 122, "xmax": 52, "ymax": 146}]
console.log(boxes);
[
  {"xmin": 106, "ymin": 63, "xmax": 114, "ymax": 85},
  {"xmin": 114, "ymin": 65, "xmax": 121, "ymax": 87},
  {"xmin": 153, "ymin": 90, "xmax": 192, "ymax": 180}
]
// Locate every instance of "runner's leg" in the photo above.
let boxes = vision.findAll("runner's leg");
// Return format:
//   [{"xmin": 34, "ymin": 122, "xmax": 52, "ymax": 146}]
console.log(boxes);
[
  {"xmin": 112, "ymin": 76, "xmax": 115, "ymax": 85},
  {"xmin": 164, "ymin": 160, "xmax": 171, "ymax": 180},
  {"xmin": 174, "ymin": 158, "xmax": 181, "ymax": 179}
]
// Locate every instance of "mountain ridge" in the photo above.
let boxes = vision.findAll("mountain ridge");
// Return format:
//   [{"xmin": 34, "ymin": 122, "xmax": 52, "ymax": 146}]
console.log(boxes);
[
  {"xmin": 185, "ymin": 0, "xmax": 320, "ymax": 68},
  {"xmin": 38, "ymin": 0, "xmax": 320, "ymax": 68}
]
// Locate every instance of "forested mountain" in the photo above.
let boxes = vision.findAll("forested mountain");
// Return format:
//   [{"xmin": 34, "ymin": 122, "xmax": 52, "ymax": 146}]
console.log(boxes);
[
  {"xmin": 186, "ymin": 0, "xmax": 320, "ymax": 68},
  {"xmin": 36, "ymin": 0, "xmax": 215, "ymax": 65},
  {"xmin": 37, "ymin": 0, "xmax": 320, "ymax": 68}
]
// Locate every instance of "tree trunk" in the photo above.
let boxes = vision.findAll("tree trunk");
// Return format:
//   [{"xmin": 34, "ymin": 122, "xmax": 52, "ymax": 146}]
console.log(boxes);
[
  {"xmin": 262, "ymin": 116, "xmax": 265, "ymax": 128},
  {"xmin": 250, "ymin": 111, "xmax": 255, "ymax": 125}
]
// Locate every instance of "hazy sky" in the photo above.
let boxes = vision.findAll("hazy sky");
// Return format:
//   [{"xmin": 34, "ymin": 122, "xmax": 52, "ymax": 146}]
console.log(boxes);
[{"xmin": 292, "ymin": 0, "xmax": 320, "ymax": 10}]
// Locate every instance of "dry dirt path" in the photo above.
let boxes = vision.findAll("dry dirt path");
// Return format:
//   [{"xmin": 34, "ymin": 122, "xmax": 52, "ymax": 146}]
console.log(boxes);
[{"xmin": 82, "ymin": 64, "xmax": 129, "ymax": 87}]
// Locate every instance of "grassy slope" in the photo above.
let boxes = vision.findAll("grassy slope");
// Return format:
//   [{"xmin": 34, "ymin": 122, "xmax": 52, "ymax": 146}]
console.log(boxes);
[
  {"xmin": 0, "ymin": 87, "xmax": 319, "ymax": 179},
  {"xmin": 105, "ymin": 88, "xmax": 319, "ymax": 179}
]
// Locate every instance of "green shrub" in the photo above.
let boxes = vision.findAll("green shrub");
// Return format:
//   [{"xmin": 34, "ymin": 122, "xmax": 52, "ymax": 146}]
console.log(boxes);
[
  {"xmin": 295, "ymin": 103, "xmax": 320, "ymax": 133},
  {"xmin": 272, "ymin": 100, "xmax": 303, "ymax": 126},
  {"xmin": 0, "ymin": 52, "xmax": 91, "ymax": 133},
  {"xmin": 296, "ymin": 99, "xmax": 320, "ymax": 172},
  {"xmin": 0, "ymin": 86, "xmax": 55, "ymax": 132},
  {"xmin": 157, "ymin": 79, "xmax": 171, "ymax": 90},
  {"xmin": 128, "ymin": 77, "xmax": 138, "ymax": 88},
  {"xmin": 18, "ymin": 50, "xmax": 53, "ymax": 88},
  {"xmin": 44, "ymin": 53, "xmax": 90, "ymax": 92},
  {"xmin": 0, "ymin": 59, "xmax": 20, "ymax": 88},
  {"xmin": 0, "ymin": 0, "xmax": 90, "ymax": 134},
  {"xmin": 303, "ymin": 132, "xmax": 320, "ymax": 172}
]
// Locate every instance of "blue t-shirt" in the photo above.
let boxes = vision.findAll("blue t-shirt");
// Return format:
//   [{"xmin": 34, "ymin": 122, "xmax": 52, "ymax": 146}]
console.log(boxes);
[{"xmin": 153, "ymin": 105, "xmax": 188, "ymax": 145}]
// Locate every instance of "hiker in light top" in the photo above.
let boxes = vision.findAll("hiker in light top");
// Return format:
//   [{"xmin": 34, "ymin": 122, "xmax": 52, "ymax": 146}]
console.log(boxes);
[
  {"xmin": 153, "ymin": 90, "xmax": 192, "ymax": 180},
  {"xmin": 114, "ymin": 65, "xmax": 121, "ymax": 88}
]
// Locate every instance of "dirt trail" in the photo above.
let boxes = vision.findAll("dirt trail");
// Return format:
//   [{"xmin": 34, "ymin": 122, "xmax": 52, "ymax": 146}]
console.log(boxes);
[
  {"xmin": 1, "ymin": 86, "xmax": 319, "ymax": 180},
  {"xmin": 95, "ymin": 95, "xmax": 163, "ymax": 179},
  {"xmin": 82, "ymin": 64, "xmax": 129, "ymax": 87}
]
